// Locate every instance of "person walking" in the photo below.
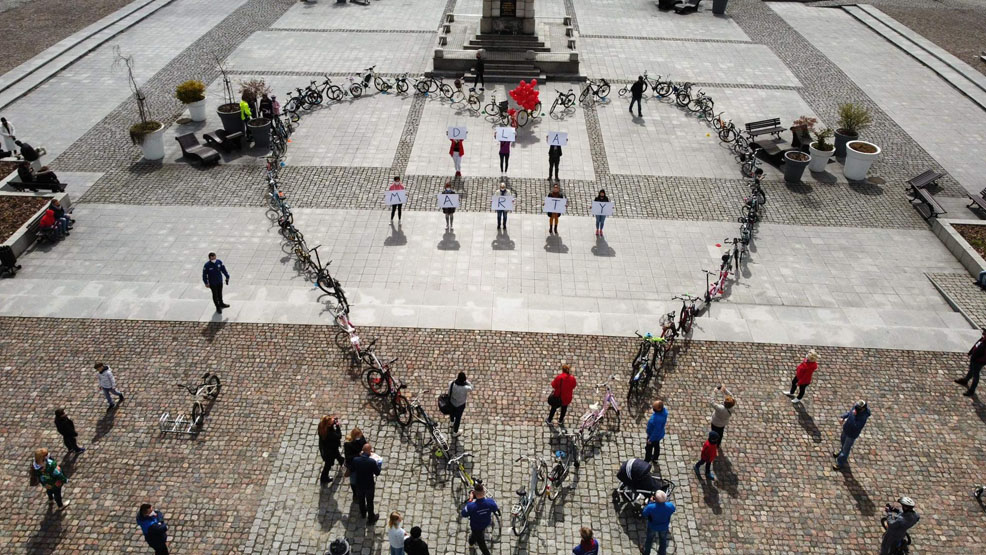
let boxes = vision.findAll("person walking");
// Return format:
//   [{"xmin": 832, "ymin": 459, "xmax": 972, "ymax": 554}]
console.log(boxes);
[
  {"xmin": 137, "ymin": 503, "xmax": 170, "ymax": 554},
  {"xmin": 472, "ymin": 52, "xmax": 485, "ymax": 91},
  {"xmin": 239, "ymin": 95, "xmax": 252, "ymax": 136},
  {"xmin": 54, "ymin": 409, "xmax": 85, "ymax": 455},
  {"xmin": 784, "ymin": 349, "xmax": 818, "ymax": 403},
  {"xmin": 344, "ymin": 427, "xmax": 368, "ymax": 503},
  {"xmin": 404, "ymin": 526, "xmax": 430, "ymax": 555},
  {"xmin": 546, "ymin": 364, "xmax": 577, "ymax": 426},
  {"xmin": 94, "ymin": 362, "xmax": 124, "ymax": 409},
  {"xmin": 629, "ymin": 76, "xmax": 645, "ymax": 118},
  {"xmin": 497, "ymin": 132, "xmax": 512, "ymax": 174},
  {"xmin": 548, "ymin": 143, "xmax": 562, "ymax": 181},
  {"xmin": 352, "ymin": 444, "xmax": 381, "ymax": 524},
  {"xmin": 709, "ymin": 384, "xmax": 735, "ymax": 446},
  {"xmin": 448, "ymin": 372, "xmax": 473, "ymax": 436},
  {"xmin": 387, "ymin": 511, "xmax": 409, "ymax": 555},
  {"xmin": 449, "ymin": 138, "xmax": 464, "ymax": 177},
  {"xmin": 547, "ymin": 184, "xmax": 564, "ymax": 234},
  {"xmin": 880, "ymin": 497, "xmax": 919, "ymax": 555},
  {"xmin": 645, "ymin": 400, "xmax": 668, "ymax": 463},
  {"xmin": 202, "ymin": 252, "xmax": 230, "ymax": 313},
  {"xmin": 593, "ymin": 189, "xmax": 609, "ymax": 236},
  {"xmin": 693, "ymin": 430, "xmax": 719, "ymax": 481},
  {"xmin": 33, "ymin": 448, "xmax": 68, "ymax": 510},
  {"xmin": 318, "ymin": 415, "xmax": 345, "ymax": 485},
  {"xmin": 642, "ymin": 490, "xmax": 675, "ymax": 555},
  {"xmin": 832, "ymin": 400, "xmax": 870, "ymax": 471},
  {"xmin": 495, "ymin": 182, "xmax": 509, "ymax": 230},
  {"xmin": 572, "ymin": 526, "xmax": 599, "ymax": 555},
  {"xmin": 441, "ymin": 182, "xmax": 456, "ymax": 231},
  {"xmin": 461, "ymin": 483, "xmax": 498, "ymax": 555},
  {"xmin": 388, "ymin": 176, "xmax": 405, "ymax": 223},
  {"xmin": 955, "ymin": 328, "xmax": 986, "ymax": 396}
]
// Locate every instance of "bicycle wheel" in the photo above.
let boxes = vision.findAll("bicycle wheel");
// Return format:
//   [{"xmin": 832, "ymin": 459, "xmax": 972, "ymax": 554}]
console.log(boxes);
[
  {"xmin": 206, "ymin": 374, "xmax": 221, "ymax": 400},
  {"xmin": 334, "ymin": 285, "xmax": 350, "ymax": 314},
  {"xmin": 675, "ymin": 90, "xmax": 691, "ymax": 107},
  {"xmin": 536, "ymin": 461, "xmax": 548, "ymax": 496},
  {"xmin": 754, "ymin": 186, "xmax": 767, "ymax": 206},
  {"xmin": 284, "ymin": 97, "xmax": 302, "ymax": 115},
  {"xmin": 655, "ymin": 82, "xmax": 672, "ymax": 98},
  {"xmin": 488, "ymin": 510, "xmax": 502, "ymax": 543},
  {"xmin": 374, "ymin": 76, "xmax": 391, "ymax": 92},
  {"xmin": 448, "ymin": 89, "xmax": 464, "ymax": 103},
  {"xmin": 334, "ymin": 328, "xmax": 355, "ymax": 351},
  {"xmin": 191, "ymin": 402, "xmax": 204, "ymax": 427},
  {"xmin": 439, "ymin": 83, "xmax": 454, "ymax": 99},
  {"xmin": 579, "ymin": 86, "xmax": 591, "ymax": 104},
  {"xmin": 328, "ymin": 85, "xmax": 344, "ymax": 102},
  {"xmin": 394, "ymin": 394, "xmax": 412, "ymax": 426},
  {"xmin": 364, "ymin": 368, "xmax": 389, "ymax": 396},
  {"xmin": 467, "ymin": 95, "xmax": 480, "ymax": 112},
  {"xmin": 415, "ymin": 80, "xmax": 430, "ymax": 95},
  {"xmin": 547, "ymin": 464, "xmax": 564, "ymax": 499},
  {"xmin": 433, "ymin": 428, "xmax": 451, "ymax": 458},
  {"xmin": 618, "ymin": 86, "xmax": 628, "ymax": 97},
  {"xmin": 396, "ymin": 80, "xmax": 408, "ymax": 94},
  {"xmin": 516, "ymin": 110, "xmax": 529, "ymax": 127},
  {"xmin": 533, "ymin": 101, "xmax": 541, "ymax": 115},
  {"xmin": 550, "ymin": 97, "xmax": 559, "ymax": 115},
  {"xmin": 597, "ymin": 83, "xmax": 610, "ymax": 98},
  {"xmin": 718, "ymin": 127, "xmax": 737, "ymax": 143},
  {"xmin": 564, "ymin": 94, "xmax": 576, "ymax": 108},
  {"xmin": 349, "ymin": 84, "xmax": 363, "ymax": 98},
  {"xmin": 511, "ymin": 504, "xmax": 530, "ymax": 536},
  {"xmin": 604, "ymin": 408, "xmax": 621, "ymax": 432},
  {"xmin": 483, "ymin": 101, "xmax": 498, "ymax": 115},
  {"xmin": 680, "ymin": 309, "xmax": 694, "ymax": 335},
  {"xmin": 306, "ymin": 91, "xmax": 322, "ymax": 106},
  {"xmin": 316, "ymin": 269, "xmax": 336, "ymax": 295}
]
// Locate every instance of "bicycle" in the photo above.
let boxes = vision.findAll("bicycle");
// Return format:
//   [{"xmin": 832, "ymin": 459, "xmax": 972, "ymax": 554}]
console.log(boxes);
[
  {"xmin": 356, "ymin": 65, "xmax": 392, "ymax": 93},
  {"xmin": 392, "ymin": 72, "xmax": 411, "ymax": 95},
  {"xmin": 510, "ymin": 455, "xmax": 548, "ymax": 535},
  {"xmin": 176, "ymin": 372, "xmax": 220, "ymax": 427},
  {"xmin": 515, "ymin": 102, "xmax": 542, "ymax": 127},
  {"xmin": 740, "ymin": 146, "xmax": 763, "ymax": 179},
  {"xmin": 718, "ymin": 119, "xmax": 741, "ymax": 143},
  {"xmin": 658, "ymin": 311, "xmax": 679, "ymax": 357},
  {"xmin": 344, "ymin": 75, "xmax": 364, "ymax": 98},
  {"xmin": 306, "ymin": 75, "xmax": 345, "ymax": 104},
  {"xmin": 579, "ymin": 78, "xmax": 611, "ymax": 104},
  {"xmin": 549, "ymin": 88, "xmax": 576, "ymax": 116},
  {"xmin": 672, "ymin": 294, "xmax": 702, "ymax": 335},
  {"xmin": 703, "ymin": 240, "xmax": 737, "ymax": 303},
  {"xmin": 629, "ymin": 331, "xmax": 665, "ymax": 401},
  {"xmin": 546, "ymin": 432, "xmax": 579, "ymax": 500},
  {"xmin": 674, "ymin": 82, "xmax": 695, "ymax": 108},
  {"xmin": 408, "ymin": 390, "xmax": 452, "ymax": 460},
  {"xmin": 483, "ymin": 93, "xmax": 511, "ymax": 126},
  {"xmin": 363, "ymin": 357, "xmax": 412, "ymax": 426},
  {"xmin": 450, "ymin": 76, "xmax": 481, "ymax": 111},
  {"xmin": 313, "ymin": 257, "xmax": 349, "ymax": 314},
  {"xmin": 653, "ymin": 74, "xmax": 675, "ymax": 98},
  {"xmin": 333, "ymin": 311, "xmax": 376, "ymax": 370},
  {"xmin": 577, "ymin": 375, "xmax": 621, "ymax": 445},
  {"xmin": 447, "ymin": 454, "xmax": 502, "ymax": 542}
]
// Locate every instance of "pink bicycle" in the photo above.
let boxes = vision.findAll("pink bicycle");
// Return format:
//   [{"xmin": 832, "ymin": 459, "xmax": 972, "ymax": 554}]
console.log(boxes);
[
  {"xmin": 704, "ymin": 239, "xmax": 738, "ymax": 304},
  {"xmin": 576, "ymin": 375, "xmax": 621, "ymax": 445}
]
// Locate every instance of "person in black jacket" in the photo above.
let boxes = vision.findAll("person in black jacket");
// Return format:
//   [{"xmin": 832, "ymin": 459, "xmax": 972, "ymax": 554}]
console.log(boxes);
[
  {"xmin": 956, "ymin": 328, "xmax": 986, "ymax": 396},
  {"xmin": 548, "ymin": 144, "xmax": 562, "ymax": 181},
  {"xmin": 317, "ymin": 415, "xmax": 345, "ymax": 485},
  {"xmin": 405, "ymin": 526, "xmax": 430, "ymax": 555},
  {"xmin": 202, "ymin": 252, "xmax": 230, "ymax": 313},
  {"xmin": 472, "ymin": 52, "xmax": 485, "ymax": 91},
  {"xmin": 351, "ymin": 444, "xmax": 381, "ymax": 524},
  {"xmin": 629, "ymin": 76, "xmax": 645, "ymax": 118},
  {"xmin": 343, "ymin": 427, "xmax": 368, "ymax": 502},
  {"xmin": 54, "ymin": 409, "xmax": 85, "ymax": 455}
]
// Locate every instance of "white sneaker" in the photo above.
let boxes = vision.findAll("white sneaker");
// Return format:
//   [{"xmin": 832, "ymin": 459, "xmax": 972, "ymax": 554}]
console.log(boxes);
[
  {"xmin": 791, "ymin": 398, "xmax": 801, "ymax": 403},
  {"xmin": 782, "ymin": 391, "xmax": 794, "ymax": 397}
]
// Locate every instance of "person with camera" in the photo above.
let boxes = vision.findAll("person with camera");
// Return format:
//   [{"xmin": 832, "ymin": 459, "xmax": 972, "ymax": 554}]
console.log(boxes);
[{"xmin": 880, "ymin": 497, "xmax": 919, "ymax": 555}]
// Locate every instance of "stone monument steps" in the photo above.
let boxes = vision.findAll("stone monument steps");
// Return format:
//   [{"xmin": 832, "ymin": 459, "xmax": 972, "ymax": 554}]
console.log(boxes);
[
  {"xmin": 466, "ymin": 59, "xmax": 544, "ymax": 82},
  {"xmin": 466, "ymin": 34, "xmax": 548, "ymax": 53}
]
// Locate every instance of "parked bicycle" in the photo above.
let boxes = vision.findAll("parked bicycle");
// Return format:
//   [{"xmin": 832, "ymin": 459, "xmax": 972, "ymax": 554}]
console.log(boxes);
[
  {"xmin": 313, "ymin": 255, "xmax": 349, "ymax": 315},
  {"xmin": 546, "ymin": 432, "xmax": 579, "ymax": 500},
  {"xmin": 408, "ymin": 390, "xmax": 452, "ymax": 460},
  {"xmin": 334, "ymin": 312, "xmax": 376, "ymax": 370},
  {"xmin": 672, "ymin": 294, "xmax": 702, "ymax": 335},
  {"xmin": 579, "ymin": 78, "xmax": 611, "ymax": 104},
  {"xmin": 510, "ymin": 455, "xmax": 548, "ymax": 535},
  {"xmin": 628, "ymin": 332, "xmax": 665, "ymax": 400},
  {"xmin": 392, "ymin": 73, "xmax": 411, "ymax": 95},
  {"xmin": 176, "ymin": 372, "xmax": 220, "ymax": 427},
  {"xmin": 447, "ymin": 454, "xmax": 502, "ymax": 543},
  {"xmin": 483, "ymin": 93, "xmax": 510, "ymax": 125},
  {"xmin": 364, "ymin": 357, "xmax": 412, "ymax": 426},
  {"xmin": 577, "ymin": 375, "xmax": 621, "ymax": 445},
  {"xmin": 356, "ymin": 65, "xmax": 392, "ymax": 93},
  {"xmin": 451, "ymin": 76, "xmax": 481, "ymax": 111},
  {"xmin": 550, "ymin": 88, "xmax": 576, "ymax": 115}
]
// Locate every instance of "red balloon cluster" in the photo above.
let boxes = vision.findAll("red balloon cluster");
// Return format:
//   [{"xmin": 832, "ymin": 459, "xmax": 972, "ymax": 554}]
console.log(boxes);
[{"xmin": 509, "ymin": 79, "xmax": 540, "ymax": 111}]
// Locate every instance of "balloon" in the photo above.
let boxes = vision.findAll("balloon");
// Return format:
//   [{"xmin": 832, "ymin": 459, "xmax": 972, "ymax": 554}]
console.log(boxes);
[{"xmin": 531, "ymin": 79, "xmax": 538, "ymax": 86}]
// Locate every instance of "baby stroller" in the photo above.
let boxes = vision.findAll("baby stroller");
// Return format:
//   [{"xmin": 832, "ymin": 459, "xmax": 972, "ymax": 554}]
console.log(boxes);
[
  {"xmin": 326, "ymin": 538, "xmax": 350, "ymax": 555},
  {"xmin": 615, "ymin": 458, "xmax": 675, "ymax": 512},
  {"xmin": 0, "ymin": 246, "xmax": 21, "ymax": 278}
]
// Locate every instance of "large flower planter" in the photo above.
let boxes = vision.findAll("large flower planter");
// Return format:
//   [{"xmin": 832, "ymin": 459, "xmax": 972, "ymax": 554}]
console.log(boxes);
[
  {"xmin": 138, "ymin": 123, "xmax": 166, "ymax": 160},
  {"xmin": 1, "ymin": 123, "xmax": 16, "ymax": 152},
  {"xmin": 834, "ymin": 129, "xmax": 857, "ymax": 158},
  {"xmin": 248, "ymin": 118, "xmax": 271, "ymax": 148},
  {"xmin": 712, "ymin": 0, "xmax": 728, "ymax": 14},
  {"xmin": 187, "ymin": 99, "xmax": 207, "ymax": 122},
  {"xmin": 783, "ymin": 150, "xmax": 811, "ymax": 183},
  {"xmin": 808, "ymin": 142, "xmax": 834, "ymax": 173},
  {"xmin": 843, "ymin": 141, "xmax": 880, "ymax": 181},
  {"xmin": 217, "ymin": 103, "xmax": 243, "ymax": 134}
]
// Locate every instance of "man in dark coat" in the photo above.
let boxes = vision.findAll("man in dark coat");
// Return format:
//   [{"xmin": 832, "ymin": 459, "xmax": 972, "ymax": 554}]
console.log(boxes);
[
  {"xmin": 202, "ymin": 252, "xmax": 230, "ymax": 313},
  {"xmin": 955, "ymin": 328, "xmax": 986, "ymax": 396},
  {"xmin": 54, "ymin": 409, "xmax": 85, "ymax": 454},
  {"xmin": 629, "ymin": 76, "xmax": 645, "ymax": 118},
  {"xmin": 352, "ymin": 444, "xmax": 381, "ymax": 524}
]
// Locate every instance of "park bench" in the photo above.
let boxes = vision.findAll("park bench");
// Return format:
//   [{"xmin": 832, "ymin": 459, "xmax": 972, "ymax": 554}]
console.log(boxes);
[
  {"xmin": 203, "ymin": 129, "xmax": 243, "ymax": 153},
  {"xmin": 905, "ymin": 169, "xmax": 946, "ymax": 220},
  {"xmin": 673, "ymin": 0, "xmax": 701, "ymax": 13},
  {"xmin": 175, "ymin": 133, "xmax": 221, "ymax": 166},
  {"xmin": 6, "ymin": 174, "xmax": 65, "ymax": 193},
  {"xmin": 967, "ymin": 187, "xmax": 986, "ymax": 213},
  {"xmin": 745, "ymin": 118, "xmax": 784, "ymax": 140}
]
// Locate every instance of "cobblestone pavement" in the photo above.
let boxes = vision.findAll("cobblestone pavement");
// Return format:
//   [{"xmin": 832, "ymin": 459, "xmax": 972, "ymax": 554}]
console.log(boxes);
[
  {"xmin": 3, "ymin": 318, "xmax": 985, "ymax": 553},
  {"xmin": 928, "ymin": 272, "xmax": 986, "ymax": 328}
]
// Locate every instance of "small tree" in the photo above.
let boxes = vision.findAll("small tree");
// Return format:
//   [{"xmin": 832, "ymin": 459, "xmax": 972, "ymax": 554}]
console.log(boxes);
[
  {"xmin": 215, "ymin": 54, "xmax": 237, "ymax": 112},
  {"xmin": 113, "ymin": 46, "xmax": 159, "ymax": 144},
  {"xmin": 813, "ymin": 127, "xmax": 834, "ymax": 151},
  {"xmin": 837, "ymin": 103, "xmax": 872, "ymax": 136},
  {"xmin": 175, "ymin": 80, "xmax": 206, "ymax": 104}
]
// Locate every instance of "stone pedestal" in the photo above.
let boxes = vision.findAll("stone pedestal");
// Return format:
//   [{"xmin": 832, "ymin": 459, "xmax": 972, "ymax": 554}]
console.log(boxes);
[{"xmin": 481, "ymin": 0, "xmax": 536, "ymax": 35}]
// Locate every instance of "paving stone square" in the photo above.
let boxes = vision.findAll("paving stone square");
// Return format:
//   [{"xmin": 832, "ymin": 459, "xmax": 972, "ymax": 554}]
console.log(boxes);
[
  {"xmin": 271, "ymin": 0, "xmax": 448, "ymax": 31},
  {"xmin": 573, "ymin": 0, "xmax": 750, "ymax": 41}
]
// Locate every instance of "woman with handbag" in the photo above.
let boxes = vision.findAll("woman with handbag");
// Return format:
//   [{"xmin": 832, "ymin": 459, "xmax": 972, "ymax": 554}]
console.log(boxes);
[
  {"xmin": 33, "ymin": 448, "xmax": 69, "ymax": 509},
  {"xmin": 447, "ymin": 372, "xmax": 473, "ymax": 437},
  {"xmin": 546, "ymin": 364, "xmax": 577, "ymax": 426}
]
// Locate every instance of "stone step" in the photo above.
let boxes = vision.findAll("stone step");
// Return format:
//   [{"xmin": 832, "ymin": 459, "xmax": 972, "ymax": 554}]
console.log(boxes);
[
  {"xmin": 466, "ymin": 72, "xmax": 546, "ymax": 83},
  {"xmin": 474, "ymin": 33, "xmax": 544, "ymax": 41},
  {"xmin": 465, "ymin": 44, "xmax": 551, "ymax": 53}
]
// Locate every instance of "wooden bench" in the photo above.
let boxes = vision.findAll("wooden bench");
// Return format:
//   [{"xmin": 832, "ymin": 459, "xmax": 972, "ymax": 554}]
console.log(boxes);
[
  {"xmin": 175, "ymin": 133, "xmax": 221, "ymax": 166},
  {"xmin": 905, "ymin": 169, "xmax": 946, "ymax": 220},
  {"xmin": 968, "ymin": 187, "xmax": 986, "ymax": 213},
  {"xmin": 7, "ymin": 175, "xmax": 65, "ymax": 193},
  {"xmin": 745, "ymin": 118, "xmax": 784, "ymax": 139},
  {"xmin": 203, "ymin": 129, "xmax": 243, "ymax": 153}
]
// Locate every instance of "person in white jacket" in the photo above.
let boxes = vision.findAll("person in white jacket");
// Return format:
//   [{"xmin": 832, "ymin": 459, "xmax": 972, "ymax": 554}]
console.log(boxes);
[{"xmin": 94, "ymin": 362, "xmax": 124, "ymax": 409}]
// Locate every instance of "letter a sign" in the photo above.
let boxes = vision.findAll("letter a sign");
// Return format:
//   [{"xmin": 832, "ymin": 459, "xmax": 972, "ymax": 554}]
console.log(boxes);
[{"xmin": 437, "ymin": 193, "xmax": 460, "ymax": 209}]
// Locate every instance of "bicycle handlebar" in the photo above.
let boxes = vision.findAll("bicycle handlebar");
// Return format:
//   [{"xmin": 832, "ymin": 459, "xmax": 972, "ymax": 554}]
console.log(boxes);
[{"xmin": 447, "ymin": 452, "xmax": 473, "ymax": 464}]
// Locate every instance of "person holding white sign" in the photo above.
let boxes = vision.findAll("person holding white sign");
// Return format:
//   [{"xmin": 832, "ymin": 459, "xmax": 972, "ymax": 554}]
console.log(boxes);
[
  {"xmin": 441, "ymin": 182, "xmax": 456, "ymax": 230},
  {"xmin": 594, "ymin": 189, "xmax": 610, "ymax": 236},
  {"xmin": 546, "ymin": 183, "xmax": 564, "ymax": 234},
  {"xmin": 388, "ymin": 176, "xmax": 405, "ymax": 223},
  {"xmin": 495, "ymin": 131, "xmax": 513, "ymax": 174},
  {"xmin": 494, "ymin": 182, "xmax": 510, "ymax": 230},
  {"xmin": 449, "ymin": 138, "xmax": 465, "ymax": 177}
]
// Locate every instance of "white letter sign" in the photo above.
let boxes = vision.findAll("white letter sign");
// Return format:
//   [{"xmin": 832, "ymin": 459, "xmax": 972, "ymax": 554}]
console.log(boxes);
[
  {"xmin": 591, "ymin": 201, "xmax": 614, "ymax": 216},
  {"xmin": 437, "ymin": 193, "xmax": 460, "ymax": 209},
  {"xmin": 384, "ymin": 190, "xmax": 408, "ymax": 206},
  {"xmin": 447, "ymin": 126, "xmax": 467, "ymax": 140},
  {"xmin": 495, "ymin": 127, "xmax": 516, "ymax": 142},
  {"xmin": 547, "ymin": 132, "xmax": 568, "ymax": 146},
  {"xmin": 491, "ymin": 194, "xmax": 515, "ymax": 211},
  {"xmin": 543, "ymin": 196, "xmax": 568, "ymax": 214}
]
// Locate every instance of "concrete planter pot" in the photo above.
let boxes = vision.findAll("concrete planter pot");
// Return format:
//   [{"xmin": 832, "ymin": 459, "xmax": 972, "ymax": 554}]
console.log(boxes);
[
  {"xmin": 136, "ymin": 122, "xmax": 166, "ymax": 160},
  {"xmin": 783, "ymin": 150, "xmax": 811, "ymax": 183},
  {"xmin": 843, "ymin": 140, "xmax": 880, "ymax": 181},
  {"xmin": 0, "ymin": 123, "xmax": 16, "ymax": 151},
  {"xmin": 808, "ymin": 142, "xmax": 834, "ymax": 173},
  {"xmin": 187, "ymin": 99, "xmax": 207, "ymax": 122},
  {"xmin": 217, "ymin": 103, "xmax": 242, "ymax": 134},
  {"xmin": 833, "ymin": 128, "xmax": 857, "ymax": 158},
  {"xmin": 712, "ymin": 0, "xmax": 728, "ymax": 14},
  {"xmin": 248, "ymin": 118, "xmax": 271, "ymax": 148}
]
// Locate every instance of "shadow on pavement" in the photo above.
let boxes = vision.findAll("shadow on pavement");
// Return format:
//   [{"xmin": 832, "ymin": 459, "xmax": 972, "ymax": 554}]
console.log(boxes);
[
  {"xmin": 384, "ymin": 222, "xmax": 407, "ymax": 247},
  {"xmin": 713, "ymin": 452, "xmax": 739, "ymax": 498},
  {"xmin": 25, "ymin": 508, "xmax": 65, "ymax": 555},
  {"xmin": 438, "ymin": 230, "xmax": 461, "ymax": 251},
  {"xmin": 840, "ymin": 467, "xmax": 876, "ymax": 516},
  {"xmin": 544, "ymin": 234, "xmax": 568, "ymax": 254},
  {"xmin": 91, "ymin": 406, "xmax": 118, "ymax": 444},
  {"xmin": 696, "ymin": 473, "xmax": 723, "ymax": 514},
  {"xmin": 201, "ymin": 320, "xmax": 227, "ymax": 343},
  {"xmin": 591, "ymin": 236, "xmax": 615, "ymax": 257},
  {"xmin": 492, "ymin": 229, "xmax": 515, "ymax": 251},
  {"xmin": 794, "ymin": 402, "xmax": 822, "ymax": 443}
]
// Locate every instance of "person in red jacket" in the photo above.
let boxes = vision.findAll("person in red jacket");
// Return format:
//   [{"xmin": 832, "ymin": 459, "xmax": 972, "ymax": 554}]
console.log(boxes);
[
  {"xmin": 39, "ymin": 208, "xmax": 68, "ymax": 236},
  {"xmin": 546, "ymin": 364, "xmax": 577, "ymax": 425},
  {"xmin": 693, "ymin": 430, "xmax": 719, "ymax": 480},
  {"xmin": 784, "ymin": 349, "xmax": 819, "ymax": 403},
  {"xmin": 449, "ymin": 139, "xmax": 464, "ymax": 177}
]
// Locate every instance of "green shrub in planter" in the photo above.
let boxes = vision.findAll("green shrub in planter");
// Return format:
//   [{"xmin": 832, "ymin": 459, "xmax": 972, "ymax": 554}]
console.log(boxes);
[
  {"xmin": 836, "ymin": 103, "xmax": 872, "ymax": 137},
  {"xmin": 175, "ymin": 80, "xmax": 206, "ymax": 104}
]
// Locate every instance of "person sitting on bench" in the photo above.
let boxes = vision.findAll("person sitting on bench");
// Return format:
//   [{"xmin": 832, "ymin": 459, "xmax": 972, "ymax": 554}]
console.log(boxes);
[
  {"xmin": 17, "ymin": 161, "xmax": 59, "ymax": 184},
  {"xmin": 50, "ymin": 198, "xmax": 74, "ymax": 231},
  {"xmin": 39, "ymin": 207, "xmax": 69, "ymax": 237},
  {"xmin": 618, "ymin": 457, "xmax": 660, "ymax": 492}
]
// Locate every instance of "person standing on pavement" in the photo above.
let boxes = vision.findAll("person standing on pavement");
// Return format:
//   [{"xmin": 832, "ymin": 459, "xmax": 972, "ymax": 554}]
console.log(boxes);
[
  {"xmin": 784, "ymin": 349, "xmax": 818, "ymax": 403},
  {"xmin": 450, "ymin": 138, "xmax": 464, "ymax": 177},
  {"xmin": 709, "ymin": 384, "xmax": 735, "ymax": 446},
  {"xmin": 693, "ymin": 430, "xmax": 719, "ymax": 481},
  {"xmin": 202, "ymin": 252, "xmax": 230, "ymax": 314},
  {"xmin": 472, "ymin": 52, "xmax": 485, "ymax": 91},
  {"xmin": 404, "ymin": 526, "xmax": 430, "ymax": 555},
  {"xmin": 832, "ymin": 400, "xmax": 870, "ymax": 471},
  {"xmin": 352, "ymin": 444, "xmax": 382, "ymax": 524},
  {"xmin": 389, "ymin": 176, "xmax": 405, "ymax": 223},
  {"xmin": 497, "ymin": 132, "xmax": 512, "ymax": 174},
  {"xmin": 548, "ymin": 143, "xmax": 562, "ymax": 181},
  {"xmin": 441, "ymin": 182, "xmax": 456, "ymax": 231},
  {"xmin": 448, "ymin": 372, "xmax": 473, "ymax": 436},
  {"xmin": 318, "ymin": 415, "xmax": 345, "ymax": 485},
  {"xmin": 495, "ymin": 182, "xmax": 509, "ymax": 230},
  {"xmin": 137, "ymin": 503, "xmax": 170, "ymax": 554},
  {"xmin": 642, "ymin": 490, "xmax": 675, "ymax": 555},
  {"xmin": 546, "ymin": 364, "xmax": 577, "ymax": 426},
  {"xmin": 547, "ymin": 184, "xmax": 564, "ymax": 234},
  {"xmin": 880, "ymin": 497, "xmax": 919, "ymax": 555},
  {"xmin": 645, "ymin": 400, "xmax": 667, "ymax": 463},
  {"xmin": 572, "ymin": 526, "xmax": 599, "ymax": 555},
  {"xmin": 54, "ymin": 409, "xmax": 85, "ymax": 455},
  {"xmin": 461, "ymin": 483, "xmax": 498, "ymax": 555},
  {"xmin": 629, "ymin": 76, "xmax": 645, "ymax": 118},
  {"xmin": 33, "ymin": 448, "xmax": 69, "ymax": 510},
  {"xmin": 344, "ymin": 427, "xmax": 368, "ymax": 502},
  {"xmin": 94, "ymin": 362, "xmax": 124, "ymax": 409},
  {"xmin": 955, "ymin": 328, "xmax": 986, "ymax": 396},
  {"xmin": 387, "ymin": 511, "xmax": 409, "ymax": 555},
  {"xmin": 593, "ymin": 189, "xmax": 609, "ymax": 236}
]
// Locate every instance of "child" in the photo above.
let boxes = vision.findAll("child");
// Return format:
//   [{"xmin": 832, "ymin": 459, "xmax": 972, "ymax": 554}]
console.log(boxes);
[
  {"xmin": 693, "ymin": 430, "xmax": 720, "ymax": 480},
  {"xmin": 387, "ymin": 511, "xmax": 408, "ymax": 555}
]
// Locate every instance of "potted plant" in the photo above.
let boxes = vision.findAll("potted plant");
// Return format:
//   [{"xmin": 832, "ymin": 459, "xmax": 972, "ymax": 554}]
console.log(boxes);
[
  {"xmin": 783, "ymin": 150, "xmax": 811, "ymax": 183},
  {"xmin": 834, "ymin": 102, "xmax": 872, "ymax": 158},
  {"xmin": 215, "ymin": 57, "xmax": 242, "ymax": 134},
  {"xmin": 844, "ymin": 140, "xmax": 881, "ymax": 181},
  {"xmin": 808, "ymin": 127, "xmax": 834, "ymax": 173},
  {"xmin": 176, "ymin": 80, "xmax": 207, "ymax": 122},
  {"xmin": 712, "ymin": 0, "xmax": 728, "ymax": 15},
  {"xmin": 114, "ymin": 47, "xmax": 164, "ymax": 160},
  {"xmin": 790, "ymin": 115, "xmax": 817, "ymax": 152},
  {"xmin": 239, "ymin": 78, "xmax": 272, "ymax": 148}
]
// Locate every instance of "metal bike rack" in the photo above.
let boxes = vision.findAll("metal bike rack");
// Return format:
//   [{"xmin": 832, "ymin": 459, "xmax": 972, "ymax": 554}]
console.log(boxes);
[{"xmin": 159, "ymin": 412, "xmax": 200, "ymax": 435}]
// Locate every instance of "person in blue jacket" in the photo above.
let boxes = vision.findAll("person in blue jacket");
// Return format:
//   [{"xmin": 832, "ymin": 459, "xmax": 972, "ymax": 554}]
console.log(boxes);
[
  {"xmin": 645, "ymin": 400, "xmax": 668, "ymax": 463},
  {"xmin": 461, "ymin": 483, "xmax": 498, "ymax": 555},
  {"xmin": 202, "ymin": 252, "xmax": 230, "ymax": 313},
  {"xmin": 642, "ymin": 490, "xmax": 675, "ymax": 555},
  {"xmin": 136, "ymin": 503, "xmax": 169, "ymax": 554},
  {"xmin": 833, "ymin": 400, "xmax": 870, "ymax": 470}
]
